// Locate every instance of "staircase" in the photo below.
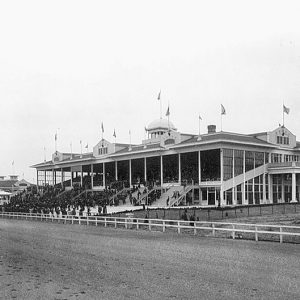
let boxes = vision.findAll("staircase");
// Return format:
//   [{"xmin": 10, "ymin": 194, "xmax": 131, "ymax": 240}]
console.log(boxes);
[
  {"xmin": 109, "ymin": 187, "xmax": 130, "ymax": 205},
  {"xmin": 152, "ymin": 185, "xmax": 184, "ymax": 207},
  {"xmin": 170, "ymin": 185, "xmax": 193, "ymax": 207},
  {"xmin": 222, "ymin": 164, "xmax": 267, "ymax": 191}
]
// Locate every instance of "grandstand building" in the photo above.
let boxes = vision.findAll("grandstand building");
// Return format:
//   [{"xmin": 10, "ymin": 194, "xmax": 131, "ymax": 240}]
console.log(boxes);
[{"xmin": 32, "ymin": 118, "xmax": 300, "ymax": 207}]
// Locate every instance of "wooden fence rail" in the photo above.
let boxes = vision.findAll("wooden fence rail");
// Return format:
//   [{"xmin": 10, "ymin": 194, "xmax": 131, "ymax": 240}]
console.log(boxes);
[{"xmin": 1, "ymin": 212, "xmax": 300, "ymax": 244}]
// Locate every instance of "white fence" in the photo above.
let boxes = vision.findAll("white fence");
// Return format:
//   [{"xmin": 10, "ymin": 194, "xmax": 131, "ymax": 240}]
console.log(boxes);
[{"xmin": 1, "ymin": 212, "xmax": 300, "ymax": 244}]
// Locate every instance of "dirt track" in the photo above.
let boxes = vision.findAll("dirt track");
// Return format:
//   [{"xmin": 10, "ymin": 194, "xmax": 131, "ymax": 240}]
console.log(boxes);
[{"xmin": 0, "ymin": 219, "xmax": 299, "ymax": 300}]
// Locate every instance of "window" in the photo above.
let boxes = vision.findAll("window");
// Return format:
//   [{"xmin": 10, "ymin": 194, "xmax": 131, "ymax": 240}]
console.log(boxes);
[
  {"xmin": 277, "ymin": 135, "xmax": 289, "ymax": 145},
  {"xmin": 98, "ymin": 147, "xmax": 108, "ymax": 155}
]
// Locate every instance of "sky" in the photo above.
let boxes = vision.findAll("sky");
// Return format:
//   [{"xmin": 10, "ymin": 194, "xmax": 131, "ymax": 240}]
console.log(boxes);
[{"xmin": 1, "ymin": 0, "xmax": 300, "ymax": 183}]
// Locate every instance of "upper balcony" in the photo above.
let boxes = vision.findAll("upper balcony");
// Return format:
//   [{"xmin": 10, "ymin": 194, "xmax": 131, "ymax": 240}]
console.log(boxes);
[{"xmin": 268, "ymin": 161, "xmax": 300, "ymax": 174}]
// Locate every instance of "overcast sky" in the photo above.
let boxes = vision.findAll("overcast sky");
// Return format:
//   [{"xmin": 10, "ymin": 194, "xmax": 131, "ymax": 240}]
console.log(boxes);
[{"xmin": 1, "ymin": 0, "xmax": 300, "ymax": 182}]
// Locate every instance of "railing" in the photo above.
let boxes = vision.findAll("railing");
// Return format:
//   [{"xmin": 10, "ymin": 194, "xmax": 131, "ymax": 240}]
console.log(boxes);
[
  {"xmin": 170, "ymin": 186, "xmax": 193, "ymax": 207},
  {"xmin": 1, "ymin": 212, "xmax": 299, "ymax": 244},
  {"xmin": 268, "ymin": 161, "xmax": 300, "ymax": 168}
]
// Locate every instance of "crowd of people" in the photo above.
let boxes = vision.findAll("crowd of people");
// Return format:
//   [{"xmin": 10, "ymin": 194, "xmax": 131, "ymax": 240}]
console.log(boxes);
[{"xmin": 1, "ymin": 178, "xmax": 185, "ymax": 215}]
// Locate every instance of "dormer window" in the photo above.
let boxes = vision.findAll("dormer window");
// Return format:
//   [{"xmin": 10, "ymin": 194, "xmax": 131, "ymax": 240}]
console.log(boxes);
[
  {"xmin": 277, "ymin": 135, "xmax": 289, "ymax": 145},
  {"xmin": 98, "ymin": 147, "xmax": 108, "ymax": 155}
]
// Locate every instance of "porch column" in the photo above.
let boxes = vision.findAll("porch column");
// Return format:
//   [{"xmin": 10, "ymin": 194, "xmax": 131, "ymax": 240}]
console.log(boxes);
[
  {"xmin": 160, "ymin": 155, "xmax": 163, "ymax": 185},
  {"xmin": 281, "ymin": 174, "xmax": 284, "ymax": 203},
  {"xmin": 198, "ymin": 150, "xmax": 201, "ymax": 183},
  {"xmin": 91, "ymin": 164, "xmax": 94, "ymax": 189},
  {"xmin": 129, "ymin": 159, "xmax": 132, "ymax": 187},
  {"xmin": 178, "ymin": 153, "xmax": 181, "ymax": 185},
  {"xmin": 36, "ymin": 170, "xmax": 39, "ymax": 189},
  {"xmin": 268, "ymin": 174, "xmax": 273, "ymax": 203},
  {"xmin": 220, "ymin": 149, "xmax": 225, "ymax": 206},
  {"xmin": 61, "ymin": 168, "xmax": 64, "ymax": 188},
  {"xmin": 44, "ymin": 170, "xmax": 46, "ymax": 186},
  {"xmin": 292, "ymin": 173, "xmax": 296, "ymax": 202},
  {"xmin": 144, "ymin": 157, "xmax": 147, "ymax": 184},
  {"xmin": 52, "ymin": 169, "xmax": 55, "ymax": 186},
  {"xmin": 70, "ymin": 170, "xmax": 73, "ymax": 187},
  {"xmin": 115, "ymin": 161, "xmax": 118, "ymax": 181},
  {"xmin": 80, "ymin": 166, "xmax": 83, "ymax": 187},
  {"xmin": 232, "ymin": 150, "xmax": 235, "ymax": 205},
  {"xmin": 242, "ymin": 150, "xmax": 246, "ymax": 205},
  {"xmin": 103, "ymin": 163, "xmax": 106, "ymax": 187}
]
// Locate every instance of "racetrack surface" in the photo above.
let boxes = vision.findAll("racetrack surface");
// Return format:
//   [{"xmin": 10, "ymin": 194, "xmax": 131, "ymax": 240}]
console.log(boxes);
[{"xmin": 0, "ymin": 219, "xmax": 299, "ymax": 300}]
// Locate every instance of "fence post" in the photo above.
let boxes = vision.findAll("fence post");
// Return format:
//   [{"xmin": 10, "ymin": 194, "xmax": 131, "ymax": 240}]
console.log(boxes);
[
  {"xmin": 163, "ymin": 220, "xmax": 166, "ymax": 232},
  {"xmin": 232, "ymin": 224, "xmax": 235, "ymax": 240},
  {"xmin": 149, "ymin": 220, "xmax": 151, "ymax": 231},
  {"xmin": 87, "ymin": 216, "xmax": 89, "ymax": 226},
  {"xmin": 72, "ymin": 216, "xmax": 74, "ymax": 225},
  {"xmin": 136, "ymin": 219, "xmax": 139, "ymax": 230},
  {"xmin": 194, "ymin": 222, "xmax": 197, "ymax": 235},
  {"xmin": 177, "ymin": 221, "xmax": 181, "ymax": 234},
  {"xmin": 279, "ymin": 227, "xmax": 283, "ymax": 244},
  {"xmin": 64, "ymin": 216, "xmax": 66, "ymax": 224},
  {"xmin": 79, "ymin": 216, "xmax": 81, "ymax": 225},
  {"xmin": 104, "ymin": 217, "xmax": 107, "ymax": 227},
  {"xmin": 212, "ymin": 224, "xmax": 215, "ymax": 236},
  {"xmin": 115, "ymin": 218, "xmax": 117, "ymax": 228},
  {"xmin": 255, "ymin": 226, "xmax": 258, "ymax": 242}
]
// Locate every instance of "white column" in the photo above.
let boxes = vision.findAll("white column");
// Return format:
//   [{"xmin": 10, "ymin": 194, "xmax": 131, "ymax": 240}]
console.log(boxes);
[
  {"xmin": 52, "ymin": 169, "xmax": 55, "ymax": 186},
  {"xmin": 115, "ymin": 161, "xmax": 118, "ymax": 181},
  {"xmin": 232, "ymin": 150, "xmax": 235, "ymax": 205},
  {"xmin": 242, "ymin": 150, "xmax": 246, "ymax": 205},
  {"xmin": 70, "ymin": 170, "xmax": 73, "ymax": 187},
  {"xmin": 91, "ymin": 164, "xmax": 94, "ymax": 189},
  {"xmin": 44, "ymin": 170, "xmax": 46, "ymax": 186},
  {"xmin": 129, "ymin": 159, "xmax": 132, "ymax": 187},
  {"xmin": 36, "ymin": 170, "xmax": 39, "ymax": 188},
  {"xmin": 292, "ymin": 173, "xmax": 296, "ymax": 202},
  {"xmin": 268, "ymin": 174, "xmax": 273, "ymax": 203},
  {"xmin": 103, "ymin": 163, "xmax": 106, "ymax": 187},
  {"xmin": 160, "ymin": 155, "xmax": 163, "ymax": 185},
  {"xmin": 144, "ymin": 157, "xmax": 147, "ymax": 184},
  {"xmin": 178, "ymin": 153, "xmax": 181, "ymax": 184},
  {"xmin": 198, "ymin": 150, "xmax": 201, "ymax": 184},
  {"xmin": 281, "ymin": 174, "xmax": 284, "ymax": 203},
  {"xmin": 61, "ymin": 168, "xmax": 64, "ymax": 187},
  {"xmin": 80, "ymin": 166, "xmax": 83, "ymax": 187},
  {"xmin": 220, "ymin": 149, "xmax": 224, "ymax": 206}
]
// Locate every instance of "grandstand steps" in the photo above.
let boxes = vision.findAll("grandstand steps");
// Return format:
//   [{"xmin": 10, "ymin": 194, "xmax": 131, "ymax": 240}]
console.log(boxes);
[
  {"xmin": 170, "ymin": 186, "xmax": 193, "ymax": 207},
  {"xmin": 153, "ymin": 185, "xmax": 184, "ymax": 207}
]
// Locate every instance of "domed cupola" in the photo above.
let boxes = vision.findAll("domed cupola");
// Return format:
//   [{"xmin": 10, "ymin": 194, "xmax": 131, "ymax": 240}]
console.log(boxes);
[{"xmin": 146, "ymin": 118, "xmax": 177, "ymax": 139}]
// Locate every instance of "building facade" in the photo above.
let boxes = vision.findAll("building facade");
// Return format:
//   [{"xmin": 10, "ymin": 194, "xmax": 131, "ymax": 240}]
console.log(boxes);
[{"xmin": 32, "ymin": 119, "xmax": 300, "ymax": 206}]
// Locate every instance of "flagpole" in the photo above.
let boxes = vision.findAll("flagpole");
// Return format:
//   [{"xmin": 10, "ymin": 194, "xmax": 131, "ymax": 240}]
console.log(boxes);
[
  {"xmin": 80, "ymin": 140, "xmax": 82, "ymax": 157},
  {"xmin": 283, "ymin": 101, "xmax": 285, "ymax": 127},
  {"xmin": 198, "ymin": 116, "xmax": 201, "ymax": 136},
  {"xmin": 220, "ymin": 114, "xmax": 223, "ymax": 132},
  {"xmin": 44, "ymin": 147, "xmax": 46, "ymax": 162},
  {"xmin": 70, "ymin": 143, "xmax": 73, "ymax": 160}
]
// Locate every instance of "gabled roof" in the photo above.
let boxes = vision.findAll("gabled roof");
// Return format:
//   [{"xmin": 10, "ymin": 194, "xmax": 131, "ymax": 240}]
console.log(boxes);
[{"xmin": 176, "ymin": 131, "xmax": 275, "ymax": 147}]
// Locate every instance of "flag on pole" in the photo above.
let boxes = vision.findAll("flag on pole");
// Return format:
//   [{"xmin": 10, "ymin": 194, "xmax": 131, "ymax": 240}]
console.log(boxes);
[
  {"xmin": 12, "ymin": 160, "xmax": 14, "ymax": 166},
  {"xmin": 166, "ymin": 106, "xmax": 170, "ymax": 116},
  {"xmin": 113, "ymin": 129, "xmax": 116, "ymax": 138},
  {"xmin": 101, "ymin": 122, "xmax": 104, "ymax": 133},
  {"xmin": 80, "ymin": 140, "xmax": 82, "ymax": 145},
  {"xmin": 85, "ymin": 143, "xmax": 88, "ymax": 149},
  {"xmin": 199, "ymin": 115, "xmax": 202, "ymax": 120},
  {"xmin": 283, "ymin": 105, "xmax": 290, "ymax": 114},
  {"xmin": 158, "ymin": 90, "xmax": 161, "ymax": 101},
  {"xmin": 55, "ymin": 133, "xmax": 57, "ymax": 141},
  {"xmin": 221, "ymin": 104, "xmax": 226, "ymax": 115}
]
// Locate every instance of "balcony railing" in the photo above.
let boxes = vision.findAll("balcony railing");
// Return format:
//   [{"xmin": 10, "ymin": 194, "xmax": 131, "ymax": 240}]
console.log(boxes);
[{"xmin": 268, "ymin": 162, "xmax": 300, "ymax": 168}]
